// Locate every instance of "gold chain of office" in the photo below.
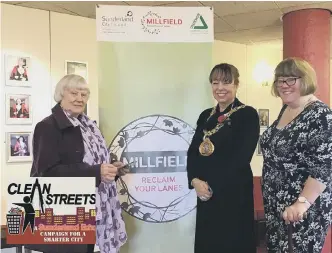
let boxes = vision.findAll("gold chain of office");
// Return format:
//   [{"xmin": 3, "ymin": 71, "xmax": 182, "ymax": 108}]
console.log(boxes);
[{"xmin": 199, "ymin": 105, "xmax": 246, "ymax": 156}]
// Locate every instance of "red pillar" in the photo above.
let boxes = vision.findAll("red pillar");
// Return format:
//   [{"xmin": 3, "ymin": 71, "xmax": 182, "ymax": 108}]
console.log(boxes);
[
  {"xmin": 283, "ymin": 8, "xmax": 331, "ymax": 105},
  {"xmin": 283, "ymin": 9, "xmax": 331, "ymax": 253}
]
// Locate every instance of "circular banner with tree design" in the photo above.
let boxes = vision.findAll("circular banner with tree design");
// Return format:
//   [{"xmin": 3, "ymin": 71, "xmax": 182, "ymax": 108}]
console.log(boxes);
[{"xmin": 108, "ymin": 114, "xmax": 197, "ymax": 223}]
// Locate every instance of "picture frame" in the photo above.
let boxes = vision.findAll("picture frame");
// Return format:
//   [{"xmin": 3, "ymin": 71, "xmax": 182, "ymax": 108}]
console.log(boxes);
[
  {"xmin": 6, "ymin": 132, "xmax": 33, "ymax": 163},
  {"xmin": 257, "ymin": 127, "xmax": 267, "ymax": 156},
  {"xmin": 65, "ymin": 60, "xmax": 88, "ymax": 81},
  {"xmin": 258, "ymin": 109, "xmax": 269, "ymax": 127},
  {"xmin": 5, "ymin": 54, "xmax": 31, "ymax": 87},
  {"xmin": 6, "ymin": 94, "xmax": 32, "ymax": 125},
  {"xmin": 257, "ymin": 135, "xmax": 262, "ymax": 156}
]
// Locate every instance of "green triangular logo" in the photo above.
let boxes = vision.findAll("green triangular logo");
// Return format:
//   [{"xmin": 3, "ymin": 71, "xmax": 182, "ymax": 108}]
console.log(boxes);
[{"xmin": 191, "ymin": 14, "xmax": 208, "ymax": 30}]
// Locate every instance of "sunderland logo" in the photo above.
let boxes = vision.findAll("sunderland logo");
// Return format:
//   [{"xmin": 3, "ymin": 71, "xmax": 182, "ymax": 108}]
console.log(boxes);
[
  {"xmin": 101, "ymin": 10, "xmax": 134, "ymax": 28},
  {"xmin": 109, "ymin": 115, "xmax": 197, "ymax": 223}
]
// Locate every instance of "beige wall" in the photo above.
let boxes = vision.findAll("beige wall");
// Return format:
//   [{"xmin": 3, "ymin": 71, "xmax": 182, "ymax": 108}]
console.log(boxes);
[
  {"xmin": 50, "ymin": 12, "xmax": 99, "ymax": 122},
  {"xmin": 246, "ymin": 45, "xmax": 283, "ymax": 176}
]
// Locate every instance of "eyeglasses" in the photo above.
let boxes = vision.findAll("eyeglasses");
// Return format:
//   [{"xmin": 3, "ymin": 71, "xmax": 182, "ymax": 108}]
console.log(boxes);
[{"xmin": 274, "ymin": 77, "xmax": 301, "ymax": 87}]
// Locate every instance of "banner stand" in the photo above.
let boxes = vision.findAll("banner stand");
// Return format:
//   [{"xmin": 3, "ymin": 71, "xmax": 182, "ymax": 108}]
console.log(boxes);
[{"xmin": 97, "ymin": 5, "xmax": 214, "ymax": 253}]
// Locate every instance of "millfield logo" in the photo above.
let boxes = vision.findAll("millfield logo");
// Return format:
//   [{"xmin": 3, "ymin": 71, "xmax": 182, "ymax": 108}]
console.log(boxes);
[
  {"xmin": 141, "ymin": 11, "xmax": 183, "ymax": 34},
  {"xmin": 6, "ymin": 177, "xmax": 96, "ymax": 244},
  {"xmin": 108, "ymin": 115, "xmax": 197, "ymax": 223}
]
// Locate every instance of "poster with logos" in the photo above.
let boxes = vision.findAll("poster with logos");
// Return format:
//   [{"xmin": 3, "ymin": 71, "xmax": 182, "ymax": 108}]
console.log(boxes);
[
  {"xmin": 97, "ymin": 3, "xmax": 213, "ymax": 252},
  {"xmin": 6, "ymin": 177, "xmax": 95, "ymax": 245},
  {"xmin": 96, "ymin": 5, "xmax": 214, "ymax": 43},
  {"xmin": 98, "ymin": 40, "xmax": 213, "ymax": 253}
]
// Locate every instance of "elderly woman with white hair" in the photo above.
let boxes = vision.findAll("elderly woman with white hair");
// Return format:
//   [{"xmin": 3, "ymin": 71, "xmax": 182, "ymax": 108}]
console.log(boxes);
[{"xmin": 28, "ymin": 74, "xmax": 127, "ymax": 253}]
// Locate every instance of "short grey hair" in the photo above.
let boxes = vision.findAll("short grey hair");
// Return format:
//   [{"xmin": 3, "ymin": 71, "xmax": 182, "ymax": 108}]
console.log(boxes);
[{"xmin": 54, "ymin": 74, "xmax": 90, "ymax": 103}]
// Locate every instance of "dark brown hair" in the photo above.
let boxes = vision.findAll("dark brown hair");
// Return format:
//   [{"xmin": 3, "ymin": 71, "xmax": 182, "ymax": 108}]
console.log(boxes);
[{"xmin": 209, "ymin": 63, "xmax": 240, "ymax": 85}]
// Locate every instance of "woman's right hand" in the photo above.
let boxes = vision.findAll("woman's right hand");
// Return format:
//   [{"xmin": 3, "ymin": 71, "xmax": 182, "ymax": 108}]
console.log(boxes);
[
  {"xmin": 192, "ymin": 178, "xmax": 212, "ymax": 200},
  {"xmin": 101, "ymin": 163, "xmax": 118, "ymax": 183}
]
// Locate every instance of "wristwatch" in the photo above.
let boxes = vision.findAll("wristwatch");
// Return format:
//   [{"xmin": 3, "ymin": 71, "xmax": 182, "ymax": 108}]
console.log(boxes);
[{"xmin": 298, "ymin": 196, "xmax": 312, "ymax": 207}]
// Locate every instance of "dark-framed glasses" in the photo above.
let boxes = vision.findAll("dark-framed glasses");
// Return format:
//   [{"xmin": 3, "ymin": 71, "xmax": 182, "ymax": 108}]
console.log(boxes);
[{"xmin": 274, "ymin": 77, "xmax": 301, "ymax": 87}]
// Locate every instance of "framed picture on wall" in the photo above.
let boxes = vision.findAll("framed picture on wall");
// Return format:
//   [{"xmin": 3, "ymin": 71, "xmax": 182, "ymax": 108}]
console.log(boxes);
[
  {"xmin": 6, "ymin": 132, "xmax": 32, "ymax": 163},
  {"xmin": 258, "ymin": 109, "xmax": 269, "ymax": 127},
  {"xmin": 257, "ymin": 135, "xmax": 262, "ymax": 156},
  {"xmin": 4, "ymin": 55, "xmax": 31, "ymax": 87},
  {"xmin": 6, "ymin": 94, "xmax": 32, "ymax": 124},
  {"xmin": 65, "ymin": 60, "xmax": 88, "ymax": 81}
]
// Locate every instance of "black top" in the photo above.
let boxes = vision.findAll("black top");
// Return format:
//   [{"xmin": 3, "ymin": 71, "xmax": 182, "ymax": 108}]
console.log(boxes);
[{"xmin": 186, "ymin": 98, "xmax": 260, "ymax": 253}]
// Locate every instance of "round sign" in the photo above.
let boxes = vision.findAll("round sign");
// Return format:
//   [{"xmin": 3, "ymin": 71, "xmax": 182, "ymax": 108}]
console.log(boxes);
[{"xmin": 108, "ymin": 115, "xmax": 197, "ymax": 223}]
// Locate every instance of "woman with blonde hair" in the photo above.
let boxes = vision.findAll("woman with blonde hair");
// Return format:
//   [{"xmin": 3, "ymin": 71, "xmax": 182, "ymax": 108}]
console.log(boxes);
[{"xmin": 260, "ymin": 58, "xmax": 332, "ymax": 252}]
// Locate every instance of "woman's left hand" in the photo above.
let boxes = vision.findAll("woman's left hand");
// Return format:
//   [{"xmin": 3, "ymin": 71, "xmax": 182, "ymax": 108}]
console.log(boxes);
[
  {"xmin": 113, "ymin": 161, "xmax": 130, "ymax": 176},
  {"xmin": 282, "ymin": 202, "xmax": 309, "ymax": 224}
]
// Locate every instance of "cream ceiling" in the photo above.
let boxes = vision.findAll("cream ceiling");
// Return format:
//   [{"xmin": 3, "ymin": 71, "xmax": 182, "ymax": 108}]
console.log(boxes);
[{"xmin": 3, "ymin": 1, "xmax": 332, "ymax": 48}]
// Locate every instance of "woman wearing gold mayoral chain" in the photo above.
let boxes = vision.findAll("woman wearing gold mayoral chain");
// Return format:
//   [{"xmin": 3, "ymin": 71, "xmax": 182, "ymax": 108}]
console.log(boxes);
[{"xmin": 187, "ymin": 63, "xmax": 260, "ymax": 253}]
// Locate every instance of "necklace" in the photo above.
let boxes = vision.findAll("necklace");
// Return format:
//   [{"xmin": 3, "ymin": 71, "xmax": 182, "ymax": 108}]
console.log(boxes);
[{"xmin": 199, "ymin": 104, "xmax": 246, "ymax": 156}]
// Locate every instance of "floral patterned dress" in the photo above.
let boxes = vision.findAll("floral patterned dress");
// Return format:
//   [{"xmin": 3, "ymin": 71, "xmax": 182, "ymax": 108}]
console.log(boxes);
[{"xmin": 260, "ymin": 101, "xmax": 332, "ymax": 253}]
